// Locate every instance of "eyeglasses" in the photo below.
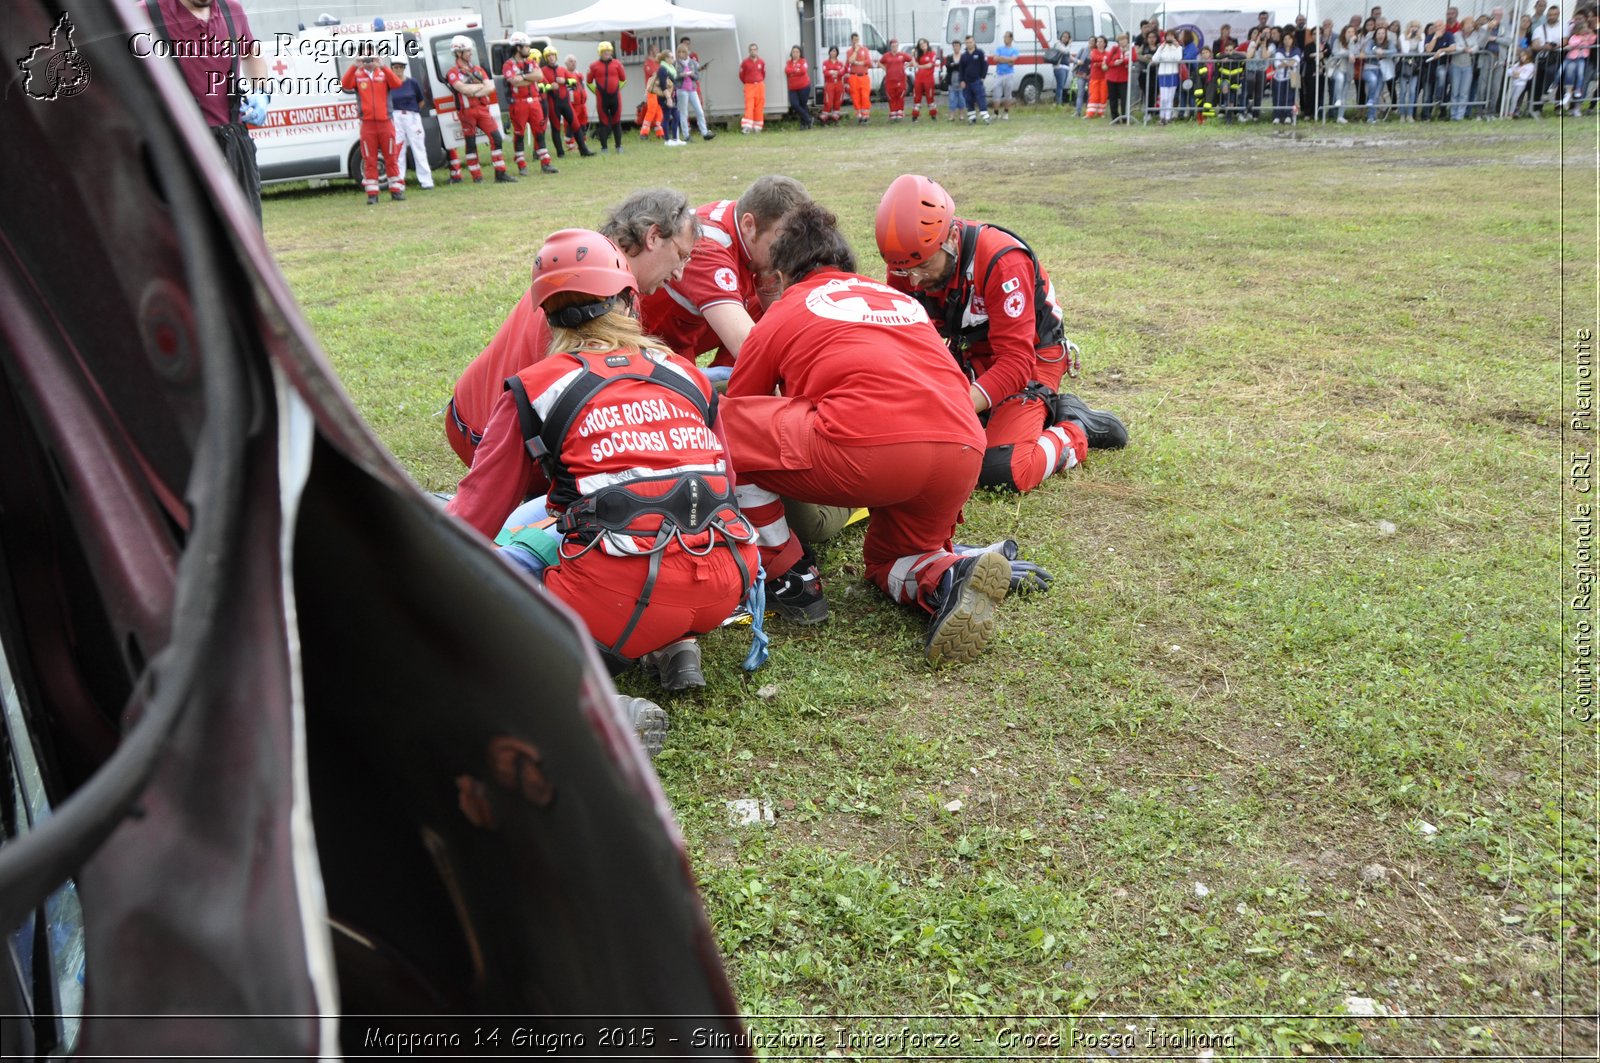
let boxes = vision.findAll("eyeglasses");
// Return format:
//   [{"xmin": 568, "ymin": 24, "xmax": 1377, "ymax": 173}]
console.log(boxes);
[{"xmin": 888, "ymin": 258, "xmax": 943, "ymax": 281}]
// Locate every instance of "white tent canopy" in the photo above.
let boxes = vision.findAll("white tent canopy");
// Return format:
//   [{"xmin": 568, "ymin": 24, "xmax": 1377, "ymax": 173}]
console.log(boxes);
[{"xmin": 524, "ymin": 0, "xmax": 738, "ymax": 42}]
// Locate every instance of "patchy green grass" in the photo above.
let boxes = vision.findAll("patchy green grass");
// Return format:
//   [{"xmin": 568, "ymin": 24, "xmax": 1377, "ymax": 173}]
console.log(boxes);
[{"xmin": 266, "ymin": 115, "xmax": 1596, "ymax": 1058}]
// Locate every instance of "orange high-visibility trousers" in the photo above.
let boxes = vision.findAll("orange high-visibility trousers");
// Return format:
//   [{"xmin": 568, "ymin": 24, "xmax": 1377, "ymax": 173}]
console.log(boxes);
[{"xmin": 742, "ymin": 82, "xmax": 766, "ymax": 130}]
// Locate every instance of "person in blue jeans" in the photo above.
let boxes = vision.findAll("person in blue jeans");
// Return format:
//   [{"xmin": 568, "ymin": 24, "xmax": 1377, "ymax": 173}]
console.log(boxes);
[
  {"xmin": 958, "ymin": 35, "xmax": 991, "ymax": 121},
  {"xmin": 944, "ymin": 41, "xmax": 966, "ymax": 119},
  {"xmin": 1363, "ymin": 26, "xmax": 1394, "ymax": 120},
  {"xmin": 1049, "ymin": 31, "xmax": 1074, "ymax": 105}
]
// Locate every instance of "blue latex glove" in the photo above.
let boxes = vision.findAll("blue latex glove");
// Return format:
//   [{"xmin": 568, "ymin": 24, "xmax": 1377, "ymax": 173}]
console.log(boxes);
[
  {"xmin": 1007, "ymin": 559, "xmax": 1053, "ymax": 594},
  {"xmin": 241, "ymin": 92, "xmax": 270, "ymax": 126},
  {"xmin": 954, "ymin": 540, "xmax": 1051, "ymax": 594}
]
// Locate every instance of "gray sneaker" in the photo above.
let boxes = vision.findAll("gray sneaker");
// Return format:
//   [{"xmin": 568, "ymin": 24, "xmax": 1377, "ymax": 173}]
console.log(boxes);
[{"xmin": 618, "ymin": 695, "xmax": 669, "ymax": 758}]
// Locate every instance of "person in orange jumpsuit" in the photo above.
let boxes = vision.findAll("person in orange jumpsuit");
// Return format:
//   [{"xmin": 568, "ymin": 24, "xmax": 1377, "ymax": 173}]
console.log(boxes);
[
  {"xmin": 846, "ymin": 33, "xmax": 874, "ymax": 122},
  {"xmin": 340, "ymin": 43, "xmax": 404, "ymax": 204},
  {"xmin": 821, "ymin": 45, "xmax": 846, "ymax": 123},
  {"xmin": 447, "ymin": 229, "xmax": 757, "ymax": 696},
  {"xmin": 639, "ymin": 51, "xmax": 665, "ymax": 138},
  {"xmin": 876, "ymin": 174, "xmax": 1129, "ymax": 494},
  {"xmin": 912, "ymin": 38, "xmax": 939, "ymax": 120},
  {"xmin": 739, "ymin": 42, "xmax": 767, "ymax": 132}
]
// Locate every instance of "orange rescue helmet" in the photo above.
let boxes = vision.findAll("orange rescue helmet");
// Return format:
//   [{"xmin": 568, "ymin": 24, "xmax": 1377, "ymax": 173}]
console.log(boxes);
[
  {"xmin": 530, "ymin": 229, "xmax": 636, "ymax": 314},
  {"xmin": 875, "ymin": 173, "xmax": 956, "ymax": 270}
]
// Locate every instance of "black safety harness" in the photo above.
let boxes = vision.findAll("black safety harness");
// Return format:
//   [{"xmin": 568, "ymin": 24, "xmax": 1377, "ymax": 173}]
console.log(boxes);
[
  {"xmin": 912, "ymin": 222, "xmax": 1079, "ymax": 380},
  {"xmin": 504, "ymin": 350, "xmax": 752, "ymax": 656}
]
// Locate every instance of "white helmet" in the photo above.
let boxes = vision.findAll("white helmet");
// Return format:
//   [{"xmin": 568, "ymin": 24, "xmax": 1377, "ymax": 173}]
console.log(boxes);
[
  {"xmin": 509, "ymin": 31, "xmax": 530, "ymax": 47},
  {"xmin": 450, "ymin": 35, "xmax": 473, "ymax": 54}
]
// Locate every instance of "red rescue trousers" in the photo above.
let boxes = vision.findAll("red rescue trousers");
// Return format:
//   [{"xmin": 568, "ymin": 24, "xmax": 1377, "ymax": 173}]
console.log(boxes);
[
  {"xmin": 824, "ymin": 81, "xmax": 844, "ymax": 115},
  {"xmin": 723, "ymin": 399, "xmax": 979, "ymax": 612},
  {"xmin": 977, "ymin": 357, "xmax": 1088, "ymax": 493},
  {"xmin": 545, "ymin": 541, "xmax": 756, "ymax": 659},
  {"xmin": 886, "ymin": 79, "xmax": 907, "ymax": 115},
  {"xmin": 359, "ymin": 119, "xmax": 402, "ymax": 194}
]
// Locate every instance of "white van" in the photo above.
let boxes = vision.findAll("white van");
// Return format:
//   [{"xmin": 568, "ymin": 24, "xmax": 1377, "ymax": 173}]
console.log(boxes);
[
  {"xmin": 250, "ymin": 11, "xmax": 496, "ymax": 186},
  {"xmin": 942, "ymin": 0, "xmax": 1126, "ymax": 104}
]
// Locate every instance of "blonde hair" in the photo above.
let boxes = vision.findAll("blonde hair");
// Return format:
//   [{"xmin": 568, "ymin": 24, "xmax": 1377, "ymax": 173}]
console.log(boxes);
[{"xmin": 543, "ymin": 291, "xmax": 669, "ymax": 356}]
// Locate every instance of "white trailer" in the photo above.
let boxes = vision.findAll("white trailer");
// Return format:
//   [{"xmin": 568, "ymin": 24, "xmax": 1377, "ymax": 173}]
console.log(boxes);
[{"xmin": 523, "ymin": 0, "xmax": 895, "ymax": 127}]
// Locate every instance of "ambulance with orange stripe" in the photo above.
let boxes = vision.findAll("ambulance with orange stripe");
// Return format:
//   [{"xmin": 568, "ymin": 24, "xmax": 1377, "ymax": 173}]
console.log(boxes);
[{"xmin": 249, "ymin": 12, "xmax": 499, "ymax": 186}]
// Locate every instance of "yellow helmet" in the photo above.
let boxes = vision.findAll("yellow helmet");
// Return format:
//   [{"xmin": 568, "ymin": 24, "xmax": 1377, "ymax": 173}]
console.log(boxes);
[
  {"xmin": 598, "ymin": 40, "xmax": 614, "ymax": 53},
  {"xmin": 543, "ymin": 45, "xmax": 558, "ymax": 58}
]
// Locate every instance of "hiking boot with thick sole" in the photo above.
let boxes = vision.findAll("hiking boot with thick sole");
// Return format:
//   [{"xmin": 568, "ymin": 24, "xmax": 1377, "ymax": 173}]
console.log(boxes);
[
  {"xmin": 766, "ymin": 555, "xmax": 828, "ymax": 625},
  {"xmin": 617, "ymin": 695, "xmax": 669, "ymax": 758},
  {"xmin": 925, "ymin": 550, "xmax": 1009, "ymax": 665},
  {"xmin": 1051, "ymin": 393, "xmax": 1129, "ymax": 450},
  {"xmin": 640, "ymin": 638, "xmax": 705, "ymax": 692},
  {"xmin": 494, "ymin": 170, "xmax": 517, "ymax": 183},
  {"xmin": 541, "ymin": 160, "xmax": 558, "ymax": 174},
  {"xmin": 390, "ymin": 190, "xmax": 405, "ymax": 202}
]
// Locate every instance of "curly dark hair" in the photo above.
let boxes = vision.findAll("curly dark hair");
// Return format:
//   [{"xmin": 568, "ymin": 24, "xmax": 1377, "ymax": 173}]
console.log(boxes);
[{"xmin": 767, "ymin": 201, "xmax": 856, "ymax": 284}]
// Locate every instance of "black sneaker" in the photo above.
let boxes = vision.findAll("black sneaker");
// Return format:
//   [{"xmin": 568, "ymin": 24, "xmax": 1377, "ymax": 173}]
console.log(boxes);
[
  {"xmin": 702, "ymin": 130, "xmax": 715, "ymax": 140},
  {"xmin": 617, "ymin": 695, "xmax": 668, "ymax": 758},
  {"xmin": 494, "ymin": 170, "xmax": 516, "ymax": 183},
  {"xmin": 1050, "ymin": 393, "xmax": 1129, "ymax": 449},
  {"xmin": 448, "ymin": 175, "xmax": 462, "ymax": 184},
  {"xmin": 366, "ymin": 194, "xmax": 378, "ymax": 206},
  {"xmin": 390, "ymin": 190, "xmax": 405, "ymax": 202},
  {"xmin": 925, "ymin": 551, "xmax": 1009, "ymax": 665},
  {"xmin": 640, "ymin": 638, "xmax": 705, "ymax": 692},
  {"xmin": 541, "ymin": 160, "xmax": 558, "ymax": 174},
  {"xmin": 766, "ymin": 552, "xmax": 827, "ymax": 625}
]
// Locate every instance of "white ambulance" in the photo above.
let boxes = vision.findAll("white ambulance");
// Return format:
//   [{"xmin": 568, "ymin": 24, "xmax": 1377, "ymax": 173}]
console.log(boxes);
[
  {"xmin": 942, "ymin": 0, "xmax": 1127, "ymax": 104},
  {"xmin": 250, "ymin": 11, "xmax": 501, "ymax": 186}
]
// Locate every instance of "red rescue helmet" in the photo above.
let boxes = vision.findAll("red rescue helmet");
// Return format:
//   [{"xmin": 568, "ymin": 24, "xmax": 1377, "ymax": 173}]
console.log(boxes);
[
  {"xmin": 875, "ymin": 174, "xmax": 955, "ymax": 271},
  {"xmin": 530, "ymin": 229, "xmax": 636, "ymax": 318}
]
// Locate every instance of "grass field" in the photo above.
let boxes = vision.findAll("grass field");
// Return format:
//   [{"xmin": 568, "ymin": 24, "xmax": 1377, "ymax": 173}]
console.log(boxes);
[{"xmin": 266, "ymin": 114, "xmax": 1597, "ymax": 1058}]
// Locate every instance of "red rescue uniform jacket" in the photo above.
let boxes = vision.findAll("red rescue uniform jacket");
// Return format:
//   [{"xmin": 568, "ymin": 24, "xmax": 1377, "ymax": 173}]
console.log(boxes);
[
  {"xmin": 446, "ymin": 62, "xmax": 494, "ymax": 115},
  {"xmin": 914, "ymin": 50, "xmax": 938, "ymax": 82},
  {"xmin": 785, "ymin": 57, "xmax": 810, "ymax": 90},
  {"xmin": 540, "ymin": 60, "xmax": 569, "ymax": 99},
  {"xmin": 638, "ymin": 198, "xmax": 763, "ymax": 369},
  {"xmin": 448, "ymin": 346, "xmax": 741, "ymax": 544},
  {"xmin": 451, "ymin": 290, "xmax": 554, "ymax": 451},
  {"xmin": 739, "ymin": 56, "xmax": 766, "ymax": 83},
  {"xmin": 847, "ymin": 45, "xmax": 874, "ymax": 76},
  {"xmin": 725, "ymin": 270, "xmax": 983, "ymax": 455},
  {"xmin": 341, "ymin": 63, "xmax": 402, "ymax": 120},
  {"xmin": 502, "ymin": 56, "xmax": 540, "ymax": 102},
  {"xmin": 823, "ymin": 58, "xmax": 846, "ymax": 85},
  {"xmin": 887, "ymin": 220, "xmax": 1068, "ymax": 406},
  {"xmin": 880, "ymin": 50, "xmax": 912, "ymax": 87}
]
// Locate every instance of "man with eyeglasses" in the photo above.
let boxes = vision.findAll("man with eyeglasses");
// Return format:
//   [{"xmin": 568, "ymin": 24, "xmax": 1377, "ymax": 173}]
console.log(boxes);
[
  {"xmin": 445, "ymin": 189, "xmax": 703, "ymax": 465},
  {"xmin": 877, "ymin": 174, "xmax": 1128, "ymax": 494}
]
